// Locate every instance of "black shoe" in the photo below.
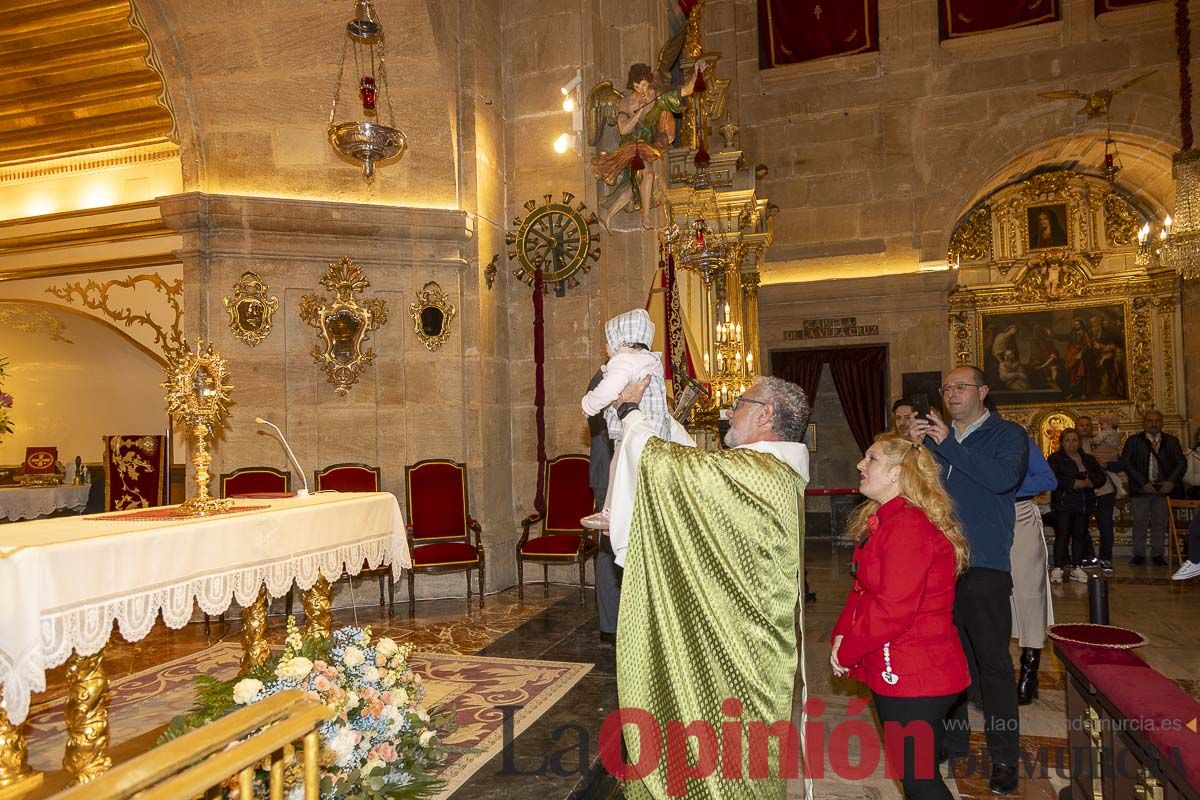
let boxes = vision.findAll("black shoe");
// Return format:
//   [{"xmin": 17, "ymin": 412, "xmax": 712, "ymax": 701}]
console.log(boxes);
[
  {"xmin": 989, "ymin": 762, "xmax": 1019, "ymax": 795},
  {"xmin": 1017, "ymin": 648, "xmax": 1040, "ymax": 706},
  {"xmin": 1152, "ymin": 556, "xmax": 1169, "ymax": 567},
  {"xmin": 598, "ymin": 631, "xmax": 616, "ymax": 646},
  {"xmin": 1130, "ymin": 555, "xmax": 1146, "ymax": 566},
  {"xmin": 1101, "ymin": 560, "xmax": 1114, "ymax": 574}
]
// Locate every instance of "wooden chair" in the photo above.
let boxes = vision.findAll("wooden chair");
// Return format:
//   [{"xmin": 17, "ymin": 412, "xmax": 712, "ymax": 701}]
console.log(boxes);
[
  {"xmin": 220, "ymin": 466, "xmax": 291, "ymax": 497},
  {"xmin": 313, "ymin": 463, "xmax": 392, "ymax": 612},
  {"xmin": 1167, "ymin": 499, "xmax": 1200, "ymax": 574},
  {"xmin": 517, "ymin": 454, "xmax": 598, "ymax": 604},
  {"xmin": 404, "ymin": 459, "xmax": 484, "ymax": 616},
  {"xmin": 211, "ymin": 467, "xmax": 290, "ymax": 635}
]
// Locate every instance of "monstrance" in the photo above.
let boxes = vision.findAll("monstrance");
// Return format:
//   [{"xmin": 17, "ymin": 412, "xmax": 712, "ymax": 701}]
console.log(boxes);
[{"xmin": 163, "ymin": 339, "xmax": 234, "ymax": 517}]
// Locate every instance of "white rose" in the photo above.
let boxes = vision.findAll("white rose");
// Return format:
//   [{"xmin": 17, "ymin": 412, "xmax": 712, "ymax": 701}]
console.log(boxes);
[
  {"xmin": 381, "ymin": 673, "xmax": 396, "ymax": 688},
  {"xmin": 363, "ymin": 757, "xmax": 384, "ymax": 774},
  {"xmin": 419, "ymin": 729, "xmax": 437, "ymax": 748},
  {"xmin": 275, "ymin": 656, "xmax": 314, "ymax": 681},
  {"xmin": 342, "ymin": 646, "xmax": 365, "ymax": 668},
  {"xmin": 363, "ymin": 666, "xmax": 380, "ymax": 682},
  {"xmin": 392, "ymin": 688, "xmax": 409, "ymax": 706},
  {"xmin": 380, "ymin": 705, "xmax": 403, "ymax": 732},
  {"xmin": 417, "ymin": 707, "xmax": 430, "ymax": 723},
  {"xmin": 327, "ymin": 726, "xmax": 358, "ymax": 767},
  {"xmin": 375, "ymin": 638, "xmax": 399, "ymax": 658},
  {"xmin": 344, "ymin": 691, "xmax": 360, "ymax": 711},
  {"xmin": 232, "ymin": 678, "xmax": 263, "ymax": 705}
]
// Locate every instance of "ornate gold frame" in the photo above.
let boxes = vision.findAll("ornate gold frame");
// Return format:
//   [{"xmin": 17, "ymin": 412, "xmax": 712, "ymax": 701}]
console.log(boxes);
[
  {"xmin": 409, "ymin": 281, "xmax": 456, "ymax": 352},
  {"xmin": 223, "ymin": 272, "xmax": 278, "ymax": 347},
  {"xmin": 299, "ymin": 257, "xmax": 388, "ymax": 395}
]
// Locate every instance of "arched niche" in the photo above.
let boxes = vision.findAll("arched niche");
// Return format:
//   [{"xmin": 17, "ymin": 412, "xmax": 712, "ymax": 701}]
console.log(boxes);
[{"xmin": 0, "ymin": 300, "xmax": 168, "ymax": 465}]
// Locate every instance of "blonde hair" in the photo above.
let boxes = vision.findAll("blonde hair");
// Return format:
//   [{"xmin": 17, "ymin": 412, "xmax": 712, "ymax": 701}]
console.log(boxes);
[{"xmin": 847, "ymin": 433, "xmax": 970, "ymax": 574}]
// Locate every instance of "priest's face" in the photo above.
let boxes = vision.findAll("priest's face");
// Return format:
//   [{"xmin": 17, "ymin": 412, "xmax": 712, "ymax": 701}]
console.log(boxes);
[{"xmin": 724, "ymin": 390, "xmax": 770, "ymax": 447}]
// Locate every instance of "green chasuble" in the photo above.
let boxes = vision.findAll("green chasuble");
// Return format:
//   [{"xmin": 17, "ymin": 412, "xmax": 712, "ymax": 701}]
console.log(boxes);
[{"xmin": 616, "ymin": 438, "xmax": 807, "ymax": 800}]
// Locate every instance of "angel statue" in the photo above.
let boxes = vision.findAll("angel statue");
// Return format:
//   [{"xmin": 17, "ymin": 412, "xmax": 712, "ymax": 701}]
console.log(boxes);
[{"xmin": 588, "ymin": 59, "xmax": 704, "ymax": 232}]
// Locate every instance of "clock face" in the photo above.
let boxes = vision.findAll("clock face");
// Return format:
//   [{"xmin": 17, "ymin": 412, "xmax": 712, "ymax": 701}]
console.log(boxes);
[{"xmin": 507, "ymin": 193, "xmax": 600, "ymax": 291}]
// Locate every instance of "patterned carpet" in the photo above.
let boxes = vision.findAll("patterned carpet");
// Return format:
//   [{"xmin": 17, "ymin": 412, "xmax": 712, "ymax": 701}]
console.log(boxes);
[{"xmin": 25, "ymin": 641, "xmax": 592, "ymax": 797}]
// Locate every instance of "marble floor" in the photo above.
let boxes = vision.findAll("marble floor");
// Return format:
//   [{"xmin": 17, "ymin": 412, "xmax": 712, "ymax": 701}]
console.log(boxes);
[{"xmin": 21, "ymin": 542, "xmax": 1200, "ymax": 799}]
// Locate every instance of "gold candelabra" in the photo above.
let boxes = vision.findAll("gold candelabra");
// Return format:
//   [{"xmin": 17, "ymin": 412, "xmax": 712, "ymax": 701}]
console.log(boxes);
[{"xmin": 162, "ymin": 339, "xmax": 234, "ymax": 517}]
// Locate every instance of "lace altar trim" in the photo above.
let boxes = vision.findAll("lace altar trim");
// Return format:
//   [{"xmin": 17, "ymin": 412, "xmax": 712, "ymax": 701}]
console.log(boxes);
[{"xmin": 0, "ymin": 535, "xmax": 393, "ymax": 725}]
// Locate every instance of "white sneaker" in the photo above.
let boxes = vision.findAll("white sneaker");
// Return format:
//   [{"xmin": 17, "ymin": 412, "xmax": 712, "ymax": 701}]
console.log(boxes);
[
  {"xmin": 1069, "ymin": 567, "xmax": 1089, "ymax": 584},
  {"xmin": 1172, "ymin": 560, "xmax": 1200, "ymax": 581},
  {"xmin": 1049, "ymin": 567, "xmax": 1063, "ymax": 584},
  {"xmin": 580, "ymin": 510, "xmax": 610, "ymax": 530}
]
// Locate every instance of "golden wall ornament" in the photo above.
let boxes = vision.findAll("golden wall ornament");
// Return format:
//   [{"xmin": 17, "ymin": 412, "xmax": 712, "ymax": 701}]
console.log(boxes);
[
  {"xmin": 947, "ymin": 206, "xmax": 991, "ymax": 264},
  {"xmin": 163, "ymin": 339, "xmax": 234, "ymax": 517},
  {"xmin": 300, "ymin": 257, "xmax": 388, "ymax": 395},
  {"xmin": 1013, "ymin": 255, "xmax": 1088, "ymax": 302},
  {"xmin": 409, "ymin": 281, "xmax": 456, "ymax": 352},
  {"xmin": 1102, "ymin": 191, "xmax": 1140, "ymax": 247},
  {"xmin": 223, "ymin": 272, "xmax": 278, "ymax": 347},
  {"xmin": 47, "ymin": 272, "xmax": 183, "ymax": 357}
]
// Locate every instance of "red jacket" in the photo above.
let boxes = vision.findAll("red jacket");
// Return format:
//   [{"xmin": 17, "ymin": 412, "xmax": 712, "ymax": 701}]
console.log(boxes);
[{"xmin": 831, "ymin": 497, "xmax": 970, "ymax": 697}]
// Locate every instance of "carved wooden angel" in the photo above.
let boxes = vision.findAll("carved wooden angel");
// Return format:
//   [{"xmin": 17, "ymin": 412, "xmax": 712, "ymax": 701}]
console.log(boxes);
[{"xmin": 587, "ymin": 59, "xmax": 704, "ymax": 231}]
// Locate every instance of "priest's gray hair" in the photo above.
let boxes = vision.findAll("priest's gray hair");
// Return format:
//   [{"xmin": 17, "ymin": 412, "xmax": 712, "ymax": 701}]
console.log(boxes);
[{"xmin": 755, "ymin": 376, "xmax": 811, "ymax": 442}]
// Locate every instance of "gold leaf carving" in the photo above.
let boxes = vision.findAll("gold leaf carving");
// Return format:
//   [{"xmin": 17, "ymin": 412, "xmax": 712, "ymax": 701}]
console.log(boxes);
[
  {"xmin": 0, "ymin": 302, "xmax": 73, "ymax": 342},
  {"xmin": 1013, "ymin": 255, "xmax": 1088, "ymax": 302},
  {"xmin": 300, "ymin": 257, "xmax": 388, "ymax": 396},
  {"xmin": 46, "ymin": 273, "xmax": 183, "ymax": 356},
  {"xmin": 1102, "ymin": 192, "xmax": 1139, "ymax": 247},
  {"xmin": 948, "ymin": 207, "xmax": 992, "ymax": 264}
]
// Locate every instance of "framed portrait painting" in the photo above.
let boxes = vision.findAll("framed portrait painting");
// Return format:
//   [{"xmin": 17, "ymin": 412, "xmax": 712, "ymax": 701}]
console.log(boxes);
[
  {"xmin": 1027, "ymin": 204, "xmax": 1070, "ymax": 250},
  {"xmin": 980, "ymin": 302, "xmax": 1129, "ymax": 406}
]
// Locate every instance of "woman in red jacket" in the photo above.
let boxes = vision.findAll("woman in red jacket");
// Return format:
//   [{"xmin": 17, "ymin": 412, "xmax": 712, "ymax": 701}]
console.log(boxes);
[{"xmin": 831, "ymin": 433, "xmax": 971, "ymax": 799}]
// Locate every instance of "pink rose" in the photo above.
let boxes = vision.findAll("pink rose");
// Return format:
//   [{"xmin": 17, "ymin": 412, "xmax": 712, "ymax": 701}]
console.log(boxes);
[
  {"xmin": 376, "ymin": 654, "xmax": 387, "ymax": 667},
  {"xmin": 374, "ymin": 742, "xmax": 398, "ymax": 763},
  {"xmin": 313, "ymin": 675, "xmax": 332, "ymax": 692},
  {"xmin": 313, "ymin": 660, "xmax": 328, "ymax": 672},
  {"xmin": 381, "ymin": 691, "xmax": 392, "ymax": 704}
]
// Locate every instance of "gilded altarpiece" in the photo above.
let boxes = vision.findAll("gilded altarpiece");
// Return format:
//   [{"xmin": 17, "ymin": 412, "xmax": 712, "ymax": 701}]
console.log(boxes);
[{"xmin": 947, "ymin": 172, "xmax": 1184, "ymax": 544}]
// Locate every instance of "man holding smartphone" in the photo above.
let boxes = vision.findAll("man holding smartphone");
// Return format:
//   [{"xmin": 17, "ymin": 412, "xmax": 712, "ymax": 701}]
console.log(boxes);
[{"xmin": 908, "ymin": 365, "xmax": 1028, "ymax": 795}]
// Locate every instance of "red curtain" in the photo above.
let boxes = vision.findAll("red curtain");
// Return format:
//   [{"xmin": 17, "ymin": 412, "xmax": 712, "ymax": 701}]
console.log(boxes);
[
  {"xmin": 939, "ymin": 0, "xmax": 1059, "ymax": 40},
  {"xmin": 771, "ymin": 346, "xmax": 887, "ymax": 454},
  {"xmin": 758, "ymin": 0, "xmax": 879, "ymax": 68},
  {"xmin": 1095, "ymin": 0, "xmax": 1161, "ymax": 11},
  {"xmin": 827, "ymin": 347, "xmax": 888, "ymax": 455}
]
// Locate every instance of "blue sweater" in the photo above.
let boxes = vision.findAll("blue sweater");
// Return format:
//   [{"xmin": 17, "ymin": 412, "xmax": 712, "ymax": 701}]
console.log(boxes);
[
  {"xmin": 926, "ymin": 414, "xmax": 1029, "ymax": 572},
  {"xmin": 1017, "ymin": 442, "xmax": 1057, "ymax": 498}
]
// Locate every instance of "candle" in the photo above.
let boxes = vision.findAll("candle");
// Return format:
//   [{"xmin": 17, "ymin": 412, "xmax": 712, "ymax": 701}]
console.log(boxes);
[
  {"xmin": 724, "ymin": 302, "xmax": 730, "ymax": 321},
  {"xmin": 747, "ymin": 352, "xmax": 754, "ymax": 371},
  {"xmin": 703, "ymin": 352, "xmax": 710, "ymax": 372}
]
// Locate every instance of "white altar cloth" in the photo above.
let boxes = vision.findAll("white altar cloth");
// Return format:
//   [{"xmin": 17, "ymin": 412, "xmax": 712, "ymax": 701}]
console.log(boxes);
[
  {"xmin": 0, "ymin": 491, "xmax": 410, "ymax": 725},
  {"xmin": 0, "ymin": 484, "xmax": 90, "ymax": 522}
]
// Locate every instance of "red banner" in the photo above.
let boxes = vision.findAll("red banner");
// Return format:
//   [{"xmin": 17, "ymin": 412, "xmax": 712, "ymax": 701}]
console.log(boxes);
[
  {"xmin": 1095, "ymin": 0, "xmax": 1163, "ymax": 12},
  {"xmin": 758, "ymin": 0, "xmax": 879, "ymax": 68},
  {"xmin": 939, "ymin": 0, "xmax": 1059, "ymax": 40}
]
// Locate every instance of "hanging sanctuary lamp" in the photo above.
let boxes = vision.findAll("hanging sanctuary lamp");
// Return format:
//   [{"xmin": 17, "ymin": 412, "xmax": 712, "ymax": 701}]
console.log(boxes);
[{"xmin": 327, "ymin": 0, "xmax": 408, "ymax": 178}]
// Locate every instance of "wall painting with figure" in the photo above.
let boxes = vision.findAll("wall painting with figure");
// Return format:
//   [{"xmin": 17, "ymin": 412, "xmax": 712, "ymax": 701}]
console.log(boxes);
[
  {"xmin": 981, "ymin": 302, "xmax": 1128, "ymax": 406},
  {"xmin": 1027, "ymin": 203, "xmax": 1070, "ymax": 250}
]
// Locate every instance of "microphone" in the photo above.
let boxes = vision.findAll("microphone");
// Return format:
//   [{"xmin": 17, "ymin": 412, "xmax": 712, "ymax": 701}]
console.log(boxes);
[{"xmin": 255, "ymin": 417, "xmax": 310, "ymax": 496}]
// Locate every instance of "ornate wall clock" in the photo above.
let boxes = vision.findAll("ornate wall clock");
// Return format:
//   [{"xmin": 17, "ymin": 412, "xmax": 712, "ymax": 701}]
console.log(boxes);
[{"xmin": 506, "ymin": 192, "xmax": 601, "ymax": 294}]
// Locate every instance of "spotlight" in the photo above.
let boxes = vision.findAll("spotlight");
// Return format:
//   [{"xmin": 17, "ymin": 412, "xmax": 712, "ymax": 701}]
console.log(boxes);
[
  {"xmin": 553, "ymin": 133, "xmax": 572, "ymax": 154},
  {"xmin": 561, "ymin": 72, "xmax": 582, "ymax": 95},
  {"xmin": 562, "ymin": 95, "xmax": 576, "ymax": 113}
]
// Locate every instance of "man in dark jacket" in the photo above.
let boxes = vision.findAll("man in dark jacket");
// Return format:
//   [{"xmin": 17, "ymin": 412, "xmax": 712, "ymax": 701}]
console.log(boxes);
[
  {"xmin": 909, "ymin": 365, "xmax": 1028, "ymax": 796},
  {"xmin": 586, "ymin": 368, "xmax": 618, "ymax": 643},
  {"xmin": 1121, "ymin": 410, "xmax": 1186, "ymax": 566}
]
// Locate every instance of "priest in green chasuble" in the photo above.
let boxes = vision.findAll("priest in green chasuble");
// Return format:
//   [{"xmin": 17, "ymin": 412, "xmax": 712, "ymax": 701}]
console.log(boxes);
[{"xmin": 606, "ymin": 376, "xmax": 812, "ymax": 799}]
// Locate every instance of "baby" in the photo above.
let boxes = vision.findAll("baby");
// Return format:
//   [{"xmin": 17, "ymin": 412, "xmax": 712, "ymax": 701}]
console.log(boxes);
[
  {"xmin": 1092, "ymin": 410, "xmax": 1125, "ymax": 497},
  {"xmin": 579, "ymin": 309, "xmax": 670, "ymax": 529}
]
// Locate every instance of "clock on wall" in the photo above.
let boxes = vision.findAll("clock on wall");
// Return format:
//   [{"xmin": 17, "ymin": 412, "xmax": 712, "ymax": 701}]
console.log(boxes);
[{"xmin": 506, "ymin": 192, "xmax": 601, "ymax": 294}]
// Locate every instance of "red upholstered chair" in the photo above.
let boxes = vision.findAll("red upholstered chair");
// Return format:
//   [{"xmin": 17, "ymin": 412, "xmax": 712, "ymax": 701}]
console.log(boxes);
[
  {"xmin": 220, "ymin": 466, "xmax": 291, "ymax": 497},
  {"xmin": 404, "ymin": 459, "xmax": 484, "ymax": 616},
  {"xmin": 517, "ymin": 454, "xmax": 598, "ymax": 604},
  {"xmin": 314, "ymin": 463, "xmax": 392, "ymax": 611}
]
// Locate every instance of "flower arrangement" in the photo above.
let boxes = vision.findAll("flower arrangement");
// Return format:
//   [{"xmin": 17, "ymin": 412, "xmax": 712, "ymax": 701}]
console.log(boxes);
[
  {"xmin": 0, "ymin": 357, "xmax": 13, "ymax": 444},
  {"xmin": 163, "ymin": 620, "xmax": 448, "ymax": 799}
]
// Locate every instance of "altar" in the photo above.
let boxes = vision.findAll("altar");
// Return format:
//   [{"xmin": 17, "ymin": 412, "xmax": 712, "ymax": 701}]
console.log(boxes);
[
  {"xmin": 0, "ymin": 491, "xmax": 410, "ymax": 790},
  {"xmin": 0, "ymin": 485, "xmax": 90, "ymax": 524}
]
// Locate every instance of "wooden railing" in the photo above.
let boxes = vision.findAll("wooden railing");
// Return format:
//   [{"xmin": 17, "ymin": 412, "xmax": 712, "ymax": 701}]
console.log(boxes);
[{"xmin": 53, "ymin": 690, "xmax": 334, "ymax": 800}]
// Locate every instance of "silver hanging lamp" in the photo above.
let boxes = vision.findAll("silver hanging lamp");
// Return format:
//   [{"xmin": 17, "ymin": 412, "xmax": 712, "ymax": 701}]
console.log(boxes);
[{"xmin": 327, "ymin": 0, "xmax": 407, "ymax": 178}]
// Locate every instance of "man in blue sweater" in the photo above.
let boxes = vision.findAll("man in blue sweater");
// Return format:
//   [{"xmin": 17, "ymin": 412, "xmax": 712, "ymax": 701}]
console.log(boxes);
[{"xmin": 909, "ymin": 365, "xmax": 1029, "ymax": 795}]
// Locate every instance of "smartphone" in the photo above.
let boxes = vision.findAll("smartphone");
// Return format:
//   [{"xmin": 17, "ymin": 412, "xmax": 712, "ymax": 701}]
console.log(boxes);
[{"xmin": 911, "ymin": 393, "xmax": 931, "ymax": 421}]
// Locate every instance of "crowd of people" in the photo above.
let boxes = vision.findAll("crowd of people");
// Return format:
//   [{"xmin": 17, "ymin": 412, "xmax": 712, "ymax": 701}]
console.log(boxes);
[{"xmin": 580, "ymin": 309, "xmax": 1199, "ymax": 799}]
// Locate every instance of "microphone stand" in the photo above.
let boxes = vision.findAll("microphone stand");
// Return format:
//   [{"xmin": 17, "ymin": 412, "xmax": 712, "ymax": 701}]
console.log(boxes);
[{"xmin": 255, "ymin": 417, "xmax": 310, "ymax": 496}]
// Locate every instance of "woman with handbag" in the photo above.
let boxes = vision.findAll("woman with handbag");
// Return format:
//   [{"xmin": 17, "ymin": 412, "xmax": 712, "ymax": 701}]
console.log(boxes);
[
  {"xmin": 831, "ymin": 434, "xmax": 970, "ymax": 799},
  {"xmin": 1048, "ymin": 429, "xmax": 1107, "ymax": 584}
]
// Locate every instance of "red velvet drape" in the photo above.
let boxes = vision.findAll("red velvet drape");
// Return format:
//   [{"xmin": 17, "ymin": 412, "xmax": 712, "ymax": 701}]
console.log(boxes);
[
  {"xmin": 939, "ymin": 0, "xmax": 1059, "ymax": 40},
  {"xmin": 771, "ymin": 346, "xmax": 887, "ymax": 454},
  {"xmin": 827, "ymin": 347, "xmax": 888, "ymax": 454},
  {"xmin": 758, "ymin": 0, "xmax": 879, "ymax": 68}
]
